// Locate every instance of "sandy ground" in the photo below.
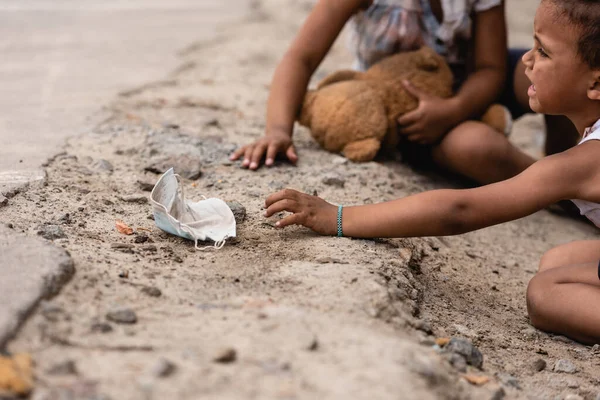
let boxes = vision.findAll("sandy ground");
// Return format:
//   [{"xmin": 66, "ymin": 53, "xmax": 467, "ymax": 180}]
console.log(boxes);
[
  {"xmin": 0, "ymin": 0, "xmax": 245, "ymax": 173},
  {"xmin": 2, "ymin": 0, "xmax": 600, "ymax": 399}
]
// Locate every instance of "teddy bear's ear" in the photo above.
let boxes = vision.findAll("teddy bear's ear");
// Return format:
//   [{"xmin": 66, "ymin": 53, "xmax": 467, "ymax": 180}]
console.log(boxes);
[{"xmin": 414, "ymin": 47, "xmax": 440, "ymax": 72}]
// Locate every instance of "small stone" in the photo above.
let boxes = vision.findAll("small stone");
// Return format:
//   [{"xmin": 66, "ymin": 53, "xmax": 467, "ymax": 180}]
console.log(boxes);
[
  {"xmin": 592, "ymin": 344, "xmax": 600, "ymax": 353},
  {"xmin": 322, "ymin": 174, "xmax": 345, "ymax": 188},
  {"xmin": 532, "ymin": 358, "xmax": 547, "ymax": 372},
  {"xmin": 134, "ymin": 235, "xmax": 149, "ymax": 244},
  {"xmin": 0, "ymin": 194, "xmax": 8, "ymax": 207},
  {"xmin": 40, "ymin": 302, "xmax": 64, "ymax": 321},
  {"xmin": 46, "ymin": 360, "xmax": 77, "ymax": 375},
  {"xmin": 213, "ymin": 347, "xmax": 236, "ymax": 363},
  {"xmin": 496, "ymin": 373, "xmax": 520, "ymax": 389},
  {"xmin": 110, "ymin": 243, "xmax": 134, "ymax": 253},
  {"xmin": 6, "ymin": 223, "xmax": 14, "ymax": 229},
  {"xmin": 306, "ymin": 337, "xmax": 318, "ymax": 351},
  {"xmin": 564, "ymin": 395, "xmax": 584, "ymax": 400},
  {"xmin": 445, "ymin": 337, "xmax": 483, "ymax": 369},
  {"xmin": 536, "ymin": 348, "xmax": 548, "ymax": 355},
  {"xmin": 151, "ymin": 358, "xmax": 176, "ymax": 378},
  {"xmin": 118, "ymin": 270, "xmax": 129, "ymax": 279},
  {"xmin": 37, "ymin": 224, "xmax": 67, "ymax": 240},
  {"xmin": 145, "ymin": 155, "xmax": 202, "ymax": 180},
  {"xmin": 120, "ymin": 194, "xmax": 148, "ymax": 204},
  {"xmin": 93, "ymin": 159, "xmax": 114, "ymax": 172},
  {"xmin": 553, "ymin": 359, "xmax": 578, "ymax": 374},
  {"xmin": 449, "ymin": 353, "xmax": 467, "ymax": 372},
  {"xmin": 489, "ymin": 385, "xmax": 506, "ymax": 400},
  {"xmin": 566, "ymin": 379, "xmax": 579, "ymax": 389},
  {"xmin": 141, "ymin": 286, "xmax": 162, "ymax": 297},
  {"xmin": 106, "ymin": 307, "xmax": 137, "ymax": 324},
  {"xmin": 141, "ymin": 245, "xmax": 157, "ymax": 252},
  {"xmin": 552, "ymin": 335, "xmax": 574, "ymax": 344},
  {"xmin": 91, "ymin": 322, "xmax": 113, "ymax": 333},
  {"xmin": 137, "ymin": 181, "xmax": 155, "ymax": 192},
  {"xmin": 414, "ymin": 320, "xmax": 433, "ymax": 334},
  {"xmin": 226, "ymin": 201, "xmax": 246, "ymax": 224},
  {"xmin": 520, "ymin": 327, "xmax": 538, "ymax": 340}
]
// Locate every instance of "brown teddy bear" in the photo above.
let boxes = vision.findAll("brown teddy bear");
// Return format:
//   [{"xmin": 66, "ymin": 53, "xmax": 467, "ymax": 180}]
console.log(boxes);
[{"xmin": 298, "ymin": 46, "xmax": 511, "ymax": 162}]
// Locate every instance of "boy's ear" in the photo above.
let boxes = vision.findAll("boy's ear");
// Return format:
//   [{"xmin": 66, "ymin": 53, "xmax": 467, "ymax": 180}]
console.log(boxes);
[{"xmin": 588, "ymin": 70, "xmax": 600, "ymax": 101}]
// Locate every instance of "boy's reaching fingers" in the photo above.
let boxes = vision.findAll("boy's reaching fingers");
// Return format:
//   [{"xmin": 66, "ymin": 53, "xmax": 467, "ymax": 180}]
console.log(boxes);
[
  {"xmin": 275, "ymin": 212, "xmax": 304, "ymax": 228},
  {"xmin": 265, "ymin": 188, "xmax": 300, "ymax": 208},
  {"xmin": 265, "ymin": 198, "xmax": 299, "ymax": 217}
]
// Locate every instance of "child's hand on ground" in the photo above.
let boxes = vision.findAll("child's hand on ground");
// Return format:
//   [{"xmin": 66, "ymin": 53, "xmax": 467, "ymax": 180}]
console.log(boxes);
[
  {"xmin": 265, "ymin": 189, "xmax": 338, "ymax": 235},
  {"xmin": 230, "ymin": 130, "xmax": 298, "ymax": 170},
  {"xmin": 396, "ymin": 80, "xmax": 460, "ymax": 145}
]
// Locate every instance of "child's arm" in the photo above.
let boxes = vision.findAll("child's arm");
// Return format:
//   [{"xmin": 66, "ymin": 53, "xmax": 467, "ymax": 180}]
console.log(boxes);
[
  {"xmin": 230, "ymin": 0, "xmax": 367, "ymax": 170},
  {"xmin": 396, "ymin": 5, "xmax": 507, "ymax": 144},
  {"xmin": 265, "ymin": 143, "xmax": 600, "ymax": 237}
]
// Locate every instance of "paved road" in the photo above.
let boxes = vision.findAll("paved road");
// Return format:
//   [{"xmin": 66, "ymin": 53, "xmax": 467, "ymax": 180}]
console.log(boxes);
[{"xmin": 0, "ymin": 0, "xmax": 246, "ymax": 185}]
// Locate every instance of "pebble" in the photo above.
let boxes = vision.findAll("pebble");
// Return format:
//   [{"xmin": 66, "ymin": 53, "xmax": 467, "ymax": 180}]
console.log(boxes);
[
  {"xmin": 316, "ymin": 257, "xmax": 348, "ymax": 264},
  {"xmin": 496, "ymin": 373, "xmax": 520, "ymax": 389},
  {"xmin": 592, "ymin": 344, "xmax": 600, "ymax": 353},
  {"xmin": 137, "ymin": 181, "xmax": 155, "ymax": 192},
  {"xmin": 134, "ymin": 235, "xmax": 149, "ymax": 244},
  {"xmin": 46, "ymin": 360, "xmax": 77, "ymax": 376},
  {"xmin": 91, "ymin": 322, "xmax": 113, "ymax": 333},
  {"xmin": 141, "ymin": 286, "xmax": 162, "ymax": 297},
  {"xmin": 305, "ymin": 336, "xmax": 319, "ymax": 351},
  {"xmin": 151, "ymin": 358, "xmax": 176, "ymax": 378},
  {"xmin": 0, "ymin": 194, "xmax": 8, "ymax": 207},
  {"xmin": 37, "ymin": 225, "xmax": 67, "ymax": 240},
  {"xmin": 226, "ymin": 201, "xmax": 246, "ymax": 224},
  {"xmin": 110, "ymin": 243, "xmax": 135, "ymax": 253},
  {"xmin": 321, "ymin": 174, "xmax": 345, "ymax": 188},
  {"xmin": 449, "ymin": 353, "xmax": 467, "ymax": 372},
  {"xmin": 532, "ymin": 358, "xmax": 547, "ymax": 372},
  {"xmin": 92, "ymin": 159, "xmax": 114, "ymax": 172},
  {"xmin": 145, "ymin": 155, "xmax": 203, "ymax": 180},
  {"xmin": 141, "ymin": 245, "xmax": 158, "ymax": 252},
  {"xmin": 120, "ymin": 194, "xmax": 148, "ymax": 204},
  {"xmin": 106, "ymin": 307, "xmax": 137, "ymax": 324},
  {"xmin": 213, "ymin": 347, "xmax": 236, "ymax": 363},
  {"xmin": 553, "ymin": 359, "xmax": 578, "ymax": 374},
  {"xmin": 6, "ymin": 223, "xmax": 14, "ymax": 229},
  {"xmin": 564, "ymin": 395, "xmax": 584, "ymax": 400},
  {"xmin": 445, "ymin": 337, "xmax": 483, "ymax": 369},
  {"xmin": 565, "ymin": 379, "xmax": 579, "ymax": 389}
]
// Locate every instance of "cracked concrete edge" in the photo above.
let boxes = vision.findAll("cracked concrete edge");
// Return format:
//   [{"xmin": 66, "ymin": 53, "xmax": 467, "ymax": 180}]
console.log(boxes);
[
  {"xmin": 0, "ymin": 168, "xmax": 48, "ymax": 199},
  {"xmin": 0, "ymin": 225, "xmax": 75, "ymax": 350}
]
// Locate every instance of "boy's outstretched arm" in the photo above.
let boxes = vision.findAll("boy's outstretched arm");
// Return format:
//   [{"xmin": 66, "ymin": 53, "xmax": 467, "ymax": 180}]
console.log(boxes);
[{"xmin": 265, "ymin": 143, "xmax": 600, "ymax": 238}]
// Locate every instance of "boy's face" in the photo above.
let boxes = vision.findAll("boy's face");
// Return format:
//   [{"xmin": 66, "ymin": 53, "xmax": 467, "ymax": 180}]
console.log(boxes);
[{"xmin": 522, "ymin": 0, "xmax": 592, "ymax": 115}]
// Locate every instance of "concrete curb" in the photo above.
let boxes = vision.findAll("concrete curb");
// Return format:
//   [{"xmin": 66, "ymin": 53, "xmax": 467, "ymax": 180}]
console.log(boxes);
[{"xmin": 0, "ymin": 225, "xmax": 74, "ymax": 349}]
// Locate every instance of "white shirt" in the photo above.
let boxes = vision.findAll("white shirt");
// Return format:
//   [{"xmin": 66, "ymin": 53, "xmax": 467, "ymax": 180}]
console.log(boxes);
[{"xmin": 571, "ymin": 118, "xmax": 600, "ymax": 227}]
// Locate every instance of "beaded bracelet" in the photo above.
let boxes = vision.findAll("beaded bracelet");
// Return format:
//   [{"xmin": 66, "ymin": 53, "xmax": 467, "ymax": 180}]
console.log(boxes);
[{"xmin": 337, "ymin": 205, "xmax": 343, "ymax": 237}]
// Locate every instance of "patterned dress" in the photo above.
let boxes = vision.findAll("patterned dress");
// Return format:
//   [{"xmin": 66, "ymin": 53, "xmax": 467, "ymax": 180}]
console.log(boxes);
[{"xmin": 349, "ymin": 0, "xmax": 502, "ymax": 82}]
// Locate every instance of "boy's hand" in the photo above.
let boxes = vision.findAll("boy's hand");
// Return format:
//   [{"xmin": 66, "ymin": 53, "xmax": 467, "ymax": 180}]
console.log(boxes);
[
  {"xmin": 396, "ymin": 80, "xmax": 460, "ymax": 145},
  {"xmin": 230, "ymin": 130, "xmax": 298, "ymax": 170},
  {"xmin": 265, "ymin": 189, "xmax": 338, "ymax": 235}
]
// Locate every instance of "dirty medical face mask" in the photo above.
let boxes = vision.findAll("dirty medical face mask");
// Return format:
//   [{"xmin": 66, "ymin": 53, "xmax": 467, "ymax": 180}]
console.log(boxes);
[{"xmin": 150, "ymin": 168, "xmax": 236, "ymax": 250}]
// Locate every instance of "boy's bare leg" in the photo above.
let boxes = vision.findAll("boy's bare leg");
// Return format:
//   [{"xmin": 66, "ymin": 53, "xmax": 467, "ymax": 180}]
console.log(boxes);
[
  {"xmin": 538, "ymin": 240, "xmax": 600, "ymax": 272},
  {"xmin": 432, "ymin": 121, "xmax": 536, "ymax": 184},
  {"xmin": 512, "ymin": 59, "xmax": 580, "ymax": 155},
  {"xmin": 527, "ymin": 259, "xmax": 600, "ymax": 344}
]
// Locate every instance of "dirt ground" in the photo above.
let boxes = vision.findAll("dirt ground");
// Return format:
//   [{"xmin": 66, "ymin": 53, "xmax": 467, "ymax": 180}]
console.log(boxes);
[{"xmin": 2, "ymin": 0, "xmax": 600, "ymax": 399}]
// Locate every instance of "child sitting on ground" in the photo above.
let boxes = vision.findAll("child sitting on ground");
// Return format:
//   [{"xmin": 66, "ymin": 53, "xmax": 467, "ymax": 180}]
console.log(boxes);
[
  {"xmin": 264, "ymin": 0, "xmax": 600, "ymax": 344},
  {"xmin": 231, "ymin": 0, "xmax": 578, "ymax": 185}
]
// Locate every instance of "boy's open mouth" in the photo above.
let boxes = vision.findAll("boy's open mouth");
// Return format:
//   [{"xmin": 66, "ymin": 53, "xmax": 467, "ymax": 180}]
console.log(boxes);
[{"xmin": 527, "ymin": 84, "xmax": 536, "ymax": 96}]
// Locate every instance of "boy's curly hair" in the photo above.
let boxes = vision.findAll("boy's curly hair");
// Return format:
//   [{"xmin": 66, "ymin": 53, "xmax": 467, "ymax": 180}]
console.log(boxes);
[{"xmin": 548, "ymin": 0, "xmax": 600, "ymax": 69}]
